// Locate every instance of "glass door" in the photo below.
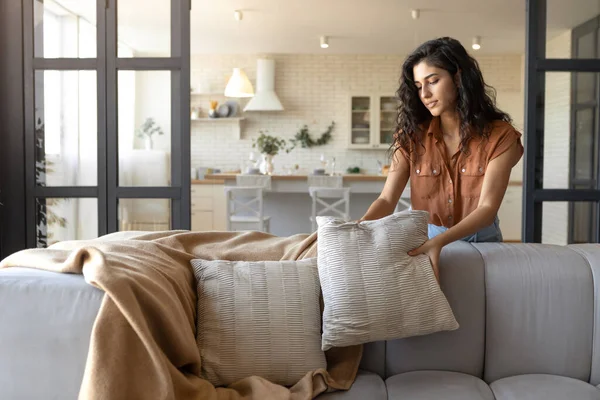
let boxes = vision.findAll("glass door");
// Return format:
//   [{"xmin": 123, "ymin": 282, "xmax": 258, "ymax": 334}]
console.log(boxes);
[
  {"xmin": 26, "ymin": 0, "xmax": 102, "ymax": 247},
  {"xmin": 107, "ymin": 0, "xmax": 190, "ymax": 233},
  {"xmin": 569, "ymin": 18, "xmax": 599, "ymax": 243},
  {"xmin": 23, "ymin": 0, "xmax": 190, "ymax": 248}
]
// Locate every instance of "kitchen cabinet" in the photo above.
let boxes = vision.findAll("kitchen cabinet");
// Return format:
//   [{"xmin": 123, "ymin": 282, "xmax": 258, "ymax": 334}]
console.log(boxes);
[
  {"xmin": 497, "ymin": 184, "xmax": 523, "ymax": 242},
  {"xmin": 348, "ymin": 94, "xmax": 397, "ymax": 150},
  {"xmin": 191, "ymin": 183, "xmax": 227, "ymax": 231}
]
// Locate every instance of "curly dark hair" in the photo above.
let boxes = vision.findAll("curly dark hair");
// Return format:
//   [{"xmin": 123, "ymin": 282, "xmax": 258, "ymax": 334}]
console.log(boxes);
[{"xmin": 392, "ymin": 37, "xmax": 511, "ymax": 162}]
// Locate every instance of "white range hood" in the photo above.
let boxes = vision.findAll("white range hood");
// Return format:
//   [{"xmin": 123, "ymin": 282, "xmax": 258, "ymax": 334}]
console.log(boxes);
[{"xmin": 243, "ymin": 59, "xmax": 284, "ymax": 112}]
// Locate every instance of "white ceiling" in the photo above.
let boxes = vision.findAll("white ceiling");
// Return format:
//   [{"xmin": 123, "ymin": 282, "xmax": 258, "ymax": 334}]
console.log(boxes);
[{"xmin": 56, "ymin": 0, "xmax": 599, "ymax": 55}]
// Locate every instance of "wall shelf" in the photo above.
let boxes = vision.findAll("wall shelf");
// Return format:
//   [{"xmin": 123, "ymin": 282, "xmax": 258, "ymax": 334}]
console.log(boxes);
[
  {"xmin": 190, "ymin": 92, "xmax": 226, "ymax": 96},
  {"xmin": 190, "ymin": 117, "xmax": 246, "ymax": 138},
  {"xmin": 191, "ymin": 117, "xmax": 245, "ymax": 122}
]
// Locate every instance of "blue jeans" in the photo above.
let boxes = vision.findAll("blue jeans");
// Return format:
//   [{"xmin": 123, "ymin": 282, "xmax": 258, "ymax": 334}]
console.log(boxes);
[{"xmin": 428, "ymin": 216, "xmax": 503, "ymax": 243}]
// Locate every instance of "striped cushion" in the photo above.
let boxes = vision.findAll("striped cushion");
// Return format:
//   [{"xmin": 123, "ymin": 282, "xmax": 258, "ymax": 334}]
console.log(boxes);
[
  {"xmin": 191, "ymin": 258, "xmax": 326, "ymax": 387},
  {"xmin": 316, "ymin": 210, "xmax": 459, "ymax": 351}
]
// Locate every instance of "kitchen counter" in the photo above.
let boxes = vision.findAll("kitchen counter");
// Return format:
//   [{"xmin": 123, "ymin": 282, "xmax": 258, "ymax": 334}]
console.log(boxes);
[
  {"xmin": 191, "ymin": 179, "xmax": 225, "ymax": 185},
  {"xmin": 203, "ymin": 173, "xmax": 392, "ymax": 195},
  {"xmin": 203, "ymin": 173, "xmax": 387, "ymax": 182}
]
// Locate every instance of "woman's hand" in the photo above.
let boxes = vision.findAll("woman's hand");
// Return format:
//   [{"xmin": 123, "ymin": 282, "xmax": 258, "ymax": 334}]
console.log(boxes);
[{"xmin": 408, "ymin": 238, "xmax": 441, "ymax": 283}]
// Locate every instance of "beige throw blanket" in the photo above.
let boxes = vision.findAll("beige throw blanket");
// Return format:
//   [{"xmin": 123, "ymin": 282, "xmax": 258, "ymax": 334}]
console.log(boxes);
[{"xmin": 0, "ymin": 230, "xmax": 363, "ymax": 400}]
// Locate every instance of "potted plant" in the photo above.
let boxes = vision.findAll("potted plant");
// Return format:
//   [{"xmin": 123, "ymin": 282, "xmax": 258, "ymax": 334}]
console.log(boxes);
[
  {"xmin": 136, "ymin": 118, "xmax": 164, "ymax": 150},
  {"xmin": 252, "ymin": 131, "xmax": 288, "ymax": 175}
]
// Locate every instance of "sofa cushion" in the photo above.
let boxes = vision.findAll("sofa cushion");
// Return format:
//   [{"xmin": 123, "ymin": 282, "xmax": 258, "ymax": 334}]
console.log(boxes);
[
  {"xmin": 0, "ymin": 268, "xmax": 103, "ymax": 400},
  {"xmin": 385, "ymin": 241, "xmax": 486, "ymax": 378},
  {"xmin": 317, "ymin": 370, "xmax": 387, "ymax": 399},
  {"xmin": 385, "ymin": 370, "xmax": 494, "ymax": 399},
  {"xmin": 316, "ymin": 210, "xmax": 458, "ymax": 351},
  {"xmin": 476, "ymin": 244, "xmax": 594, "ymax": 383},
  {"xmin": 190, "ymin": 258, "xmax": 326, "ymax": 387},
  {"xmin": 490, "ymin": 374, "xmax": 600, "ymax": 400}
]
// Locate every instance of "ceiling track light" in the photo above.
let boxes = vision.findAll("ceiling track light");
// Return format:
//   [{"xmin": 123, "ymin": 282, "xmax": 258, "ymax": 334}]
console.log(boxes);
[
  {"xmin": 320, "ymin": 35, "xmax": 329, "ymax": 49},
  {"xmin": 411, "ymin": 9, "xmax": 420, "ymax": 20},
  {"xmin": 472, "ymin": 36, "xmax": 481, "ymax": 50},
  {"xmin": 234, "ymin": 9, "xmax": 243, "ymax": 21}
]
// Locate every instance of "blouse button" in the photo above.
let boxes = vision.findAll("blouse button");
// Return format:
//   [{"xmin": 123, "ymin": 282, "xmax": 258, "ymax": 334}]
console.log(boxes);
[
  {"xmin": 478, "ymin": 167, "xmax": 483, "ymax": 172},
  {"xmin": 461, "ymin": 168, "xmax": 466, "ymax": 173},
  {"xmin": 416, "ymin": 169, "xmax": 420, "ymax": 174},
  {"xmin": 432, "ymin": 169, "xmax": 437, "ymax": 174}
]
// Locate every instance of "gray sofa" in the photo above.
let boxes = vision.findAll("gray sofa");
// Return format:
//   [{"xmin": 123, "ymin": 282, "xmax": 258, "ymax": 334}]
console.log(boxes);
[{"xmin": 2, "ymin": 241, "xmax": 600, "ymax": 399}]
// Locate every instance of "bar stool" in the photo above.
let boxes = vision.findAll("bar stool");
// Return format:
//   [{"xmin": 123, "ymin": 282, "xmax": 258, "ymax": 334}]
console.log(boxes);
[
  {"xmin": 223, "ymin": 175, "xmax": 272, "ymax": 232},
  {"xmin": 307, "ymin": 175, "xmax": 349, "ymax": 231}
]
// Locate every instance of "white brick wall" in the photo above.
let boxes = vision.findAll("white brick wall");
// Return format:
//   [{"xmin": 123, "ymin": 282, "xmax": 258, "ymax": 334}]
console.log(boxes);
[
  {"xmin": 542, "ymin": 30, "xmax": 572, "ymax": 245},
  {"xmin": 189, "ymin": 53, "xmax": 524, "ymax": 175}
]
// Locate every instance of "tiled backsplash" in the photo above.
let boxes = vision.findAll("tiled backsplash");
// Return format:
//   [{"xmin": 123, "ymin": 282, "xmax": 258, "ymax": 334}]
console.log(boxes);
[{"xmin": 190, "ymin": 53, "xmax": 524, "ymax": 175}]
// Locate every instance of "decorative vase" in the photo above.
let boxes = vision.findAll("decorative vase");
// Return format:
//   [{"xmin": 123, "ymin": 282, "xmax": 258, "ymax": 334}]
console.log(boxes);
[
  {"xmin": 259, "ymin": 154, "xmax": 274, "ymax": 175},
  {"xmin": 144, "ymin": 136, "xmax": 154, "ymax": 150}
]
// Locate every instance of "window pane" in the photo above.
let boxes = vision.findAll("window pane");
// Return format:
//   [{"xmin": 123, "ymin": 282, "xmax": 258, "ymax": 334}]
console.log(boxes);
[
  {"xmin": 543, "ymin": 72, "xmax": 572, "ymax": 189},
  {"xmin": 543, "ymin": 72, "xmax": 599, "ymax": 188},
  {"xmin": 36, "ymin": 198, "xmax": 98, "ymax": 247},
  {"xmin": 575, "ymin": 73, "xmax": 596, "ymax": 104},
  {"xmin": 118, "ymin": 199, "xmax": 171, "ymax": 231},
  {"xmin": 35, "ymin": 70, "xmax": 97, "ymax": 186},
  {"xmin": 542, "ymin": 201, "xmax": 598, "ymax": 245},
  {"xmin": 118, "ymin": 71, "xmax": 171, "ymax": 187},
  {"xmin": 33, "ymin": 0, "xmax": 96, "ymax": 58},
  {"xmin": 574, "ymin": 108, "xmax": 595, "ymax": 181},
  {"xmin": 577, "ymin": 30, "xmax": 595, "ymax": 58},
  {"xmin": 117, "ymin": 1, "xmax": 170, "ymax": 57},
  {"xmin": 545, "ymin": 0, "xmax": 599, "ymax": 59}
]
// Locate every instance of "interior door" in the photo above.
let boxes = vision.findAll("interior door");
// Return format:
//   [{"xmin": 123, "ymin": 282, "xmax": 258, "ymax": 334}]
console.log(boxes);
[{"xmin": 22, "ymin": 0, "xmax": 190, "ymax": 248}]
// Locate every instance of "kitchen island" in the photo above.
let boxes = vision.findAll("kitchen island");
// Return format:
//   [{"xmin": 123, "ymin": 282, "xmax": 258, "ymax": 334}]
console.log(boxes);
[
  {"xmin": 195, "ymin": 173, "xmax": 524, "ymax": 241},
  {"xmin": 199, "ymin": 173, "xmax": 405, "ymax": 236}
]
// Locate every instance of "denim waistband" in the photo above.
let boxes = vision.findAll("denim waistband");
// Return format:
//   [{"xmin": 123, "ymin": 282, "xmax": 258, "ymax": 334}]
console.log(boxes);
[{"xmin": 427, "ymin": 216, "xmax": 503, "ymax": 243}]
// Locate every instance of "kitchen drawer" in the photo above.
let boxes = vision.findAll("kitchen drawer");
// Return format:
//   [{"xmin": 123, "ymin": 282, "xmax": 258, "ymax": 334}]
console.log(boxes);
[
  {"xmin": 192, "ymin": 196, "xmax": 213, "ymax": 211},
  {"xmin": 191, "ymin": 185, "xmax": 212, "ymax": 197}
]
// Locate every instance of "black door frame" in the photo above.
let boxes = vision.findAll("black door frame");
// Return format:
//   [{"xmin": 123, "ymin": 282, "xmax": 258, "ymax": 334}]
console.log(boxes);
[
  {"xmin": 524, "ymin": 0, "xmax": 600, "ymax": 242},
  {"xmin": 0, "ymin": 0, "xmax": 26, "ymax": 258},
  {"xmin": 15, "ymin": 0, "xmax": 191, "ymax": 248}
]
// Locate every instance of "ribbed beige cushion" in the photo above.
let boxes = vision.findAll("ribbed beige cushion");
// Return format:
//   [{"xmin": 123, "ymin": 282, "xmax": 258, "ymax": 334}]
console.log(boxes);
[
  {"xmin": 316, "ymin": 210, "xmax": 459, "ymax": 351},
  {"xmin": 191, "ymin": 258, "xmax": 326, "ymax": 387}
]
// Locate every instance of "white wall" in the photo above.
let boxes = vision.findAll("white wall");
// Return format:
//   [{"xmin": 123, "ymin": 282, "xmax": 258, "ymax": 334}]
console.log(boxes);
[
  {"xmin": 542, "ymin": 30, "xmax": 572, "ymax": 245},
  {"xmin": 189, "ymin": 53, "xmax": 524, "ymax": 176}
]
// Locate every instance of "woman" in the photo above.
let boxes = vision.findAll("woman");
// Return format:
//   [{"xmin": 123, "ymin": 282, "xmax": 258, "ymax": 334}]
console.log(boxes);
[{"xmin": 359, "ymin": 37, "xmax": 523, "ymax": 280}]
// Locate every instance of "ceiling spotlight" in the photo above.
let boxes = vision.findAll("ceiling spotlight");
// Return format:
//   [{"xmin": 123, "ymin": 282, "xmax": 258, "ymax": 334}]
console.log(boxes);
[
  {"xmin": 320, "ymin": 36, "xmax": 329, "ymax": 49},
  {"xmin": 234, "ymin": 10, "xmax": 243, "ymax": 21},
  {"xmin": 472, "ymin": 36, "xmax": 481, "ymax": 50},
  {"xmin": 411, "ymin": 9, "xmax": 420, "ymax": 20}
]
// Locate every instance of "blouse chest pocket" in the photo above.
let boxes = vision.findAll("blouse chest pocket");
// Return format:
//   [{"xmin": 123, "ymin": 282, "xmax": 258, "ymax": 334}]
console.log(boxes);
[
  {"xmin": 459, "ymin": 162, "xmax": 486, "ymax": 198},
  {"xmin": 413, "ymin": 162, "xmax": 442, "ymax": 199}
]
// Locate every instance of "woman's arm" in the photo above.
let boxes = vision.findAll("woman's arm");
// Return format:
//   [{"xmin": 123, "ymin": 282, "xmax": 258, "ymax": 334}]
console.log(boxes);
[
  {"xmin": 409, "ymin": 141, "xmax": 522, "ymax": 280},
  {"xmin": 359, "ymin": 151, "xmax": 410, "ymax": 221}
]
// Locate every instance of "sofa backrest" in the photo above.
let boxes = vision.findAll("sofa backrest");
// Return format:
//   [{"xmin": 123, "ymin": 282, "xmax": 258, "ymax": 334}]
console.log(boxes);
[
  {"xmin": 571, "ymin": 244, "xmax": 600, "ymax": 386},
  {"xmin": 360, "ymin": 242, "xmax": 600, "ymax": 384},
  {"xmin": 360, "ymin": 241, "xmax": 487, "ymax": 378},
  {"xmin": 477, "ymin": 243, "xmax": 595, "ymax": 383}
]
